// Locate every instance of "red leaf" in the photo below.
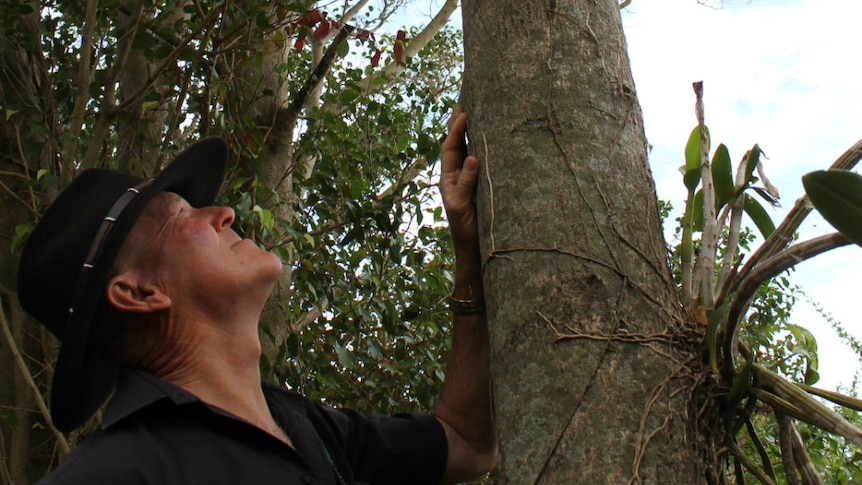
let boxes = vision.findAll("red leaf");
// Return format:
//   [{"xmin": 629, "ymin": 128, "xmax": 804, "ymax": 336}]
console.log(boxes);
[
  {"xmin": 330, "ymin": 20, "xmax": 339, "ymax": 30},
  {"xmin": 370, "ymin": 48, "xmax": 381, "ymax": 67},
  {"xmin": 313, "ymin": 21, "xmax": 330, "ymax": 39},
  {"xmin": 396, "ymin": 29, "xmax": 408, "ymax": 42},
  {"xmin": 294, "ymin": 37, "xmax": 304, "ymax": 52},
  {"xmin": 393, "ymin": 43, "xmax": 403, "ymax": 66},
  {"xmin": 297, "ymin": 9, "xmax": 325, "ymax": 27}
]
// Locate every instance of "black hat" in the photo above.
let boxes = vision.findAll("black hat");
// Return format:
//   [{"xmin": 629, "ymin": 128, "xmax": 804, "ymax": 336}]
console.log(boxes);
[{"xmin": 17, "ymin": 138, "xmax": 228, "ymax": 432}]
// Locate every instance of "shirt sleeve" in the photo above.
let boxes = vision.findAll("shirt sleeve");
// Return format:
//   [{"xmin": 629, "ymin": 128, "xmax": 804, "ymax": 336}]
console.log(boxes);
[{"xmin": 309, "ymin": 404, "xmax": 448, "ymax": 485}]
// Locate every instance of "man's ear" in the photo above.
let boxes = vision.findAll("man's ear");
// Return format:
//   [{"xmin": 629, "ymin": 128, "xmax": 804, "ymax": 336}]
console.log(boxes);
[{"xmin": 105, "ymin": 274, "xmax": 172, "ymax": 313}]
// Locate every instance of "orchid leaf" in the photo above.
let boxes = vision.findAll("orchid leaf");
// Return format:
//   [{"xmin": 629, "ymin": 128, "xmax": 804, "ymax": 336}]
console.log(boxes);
[
  {"xmin": 712, "ymin": 143, "xmax": 734, "ymax": 209},
  {"xmin": 743, "ymin": 194, "xmax": 775, "ymax": 239},
  {"xmin": 683, "ymin": 126, "xmax": 708, "ymax": 192},
  {"xmin": 802, "ymin": 169, "xmax": 862, "ymax": 246},
  {"xmin": 743, "ymin": 144, "xmax": 763, "ymax": 186}
]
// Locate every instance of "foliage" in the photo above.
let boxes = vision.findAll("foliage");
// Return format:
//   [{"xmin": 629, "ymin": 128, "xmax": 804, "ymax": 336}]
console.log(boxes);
[{"xmin": 0, "ymin": 0, "xmax": 463, "ymax": 480}]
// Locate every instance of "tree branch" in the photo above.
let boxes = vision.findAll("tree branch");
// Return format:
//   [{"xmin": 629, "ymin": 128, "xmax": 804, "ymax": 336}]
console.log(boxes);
[
  {"xmin": 728, "ymin": 441, "xmax": 778, "ymax": 485},
  {"xmin": 752, "ymin": 365, "xmax": 862, "ymax": 448},
  {"xmin": 796, "ymin": 382, "xmax": 862, "ymax": 412},
  {"xmin": 790, "ymin": 423, "xmax": 824, "ymax": 485},
  {"xmin": 722, "ymin": 232, "xmax": 851, "ymax": 376},
  {"xmin": 116, "ymin": 5, "xmax": 224, "ymax": 113},
  {"xmin": 0, "ymin": 292, "xmax": 70, "ymax": 455},
  {"xmin": 60, "ymin": 0, "xmax": 99, "ymax": 181},
  {"xmin": 732, "ymin": 138, "xmax": 862, "ymax": 292},
  {"xmin": 279, "ymin": 24, "xmax": 355, "ymax": 132},
  {"xmin": 353, "ymin": 0, "xmax": 458, "ymax": 95},
  {"xmin": 776, "ymin": 411, "xmax": 800, "ymax": 485}
]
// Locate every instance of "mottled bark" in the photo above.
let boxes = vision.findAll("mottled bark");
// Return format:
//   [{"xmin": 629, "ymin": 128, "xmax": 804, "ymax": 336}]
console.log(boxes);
[{"xmin": 461, "ymin": 0, "xmax": 717, "ymax": 482}]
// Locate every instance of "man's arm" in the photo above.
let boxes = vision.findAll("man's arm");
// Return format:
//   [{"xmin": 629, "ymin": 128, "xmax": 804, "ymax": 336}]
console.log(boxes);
[{"xmin": 433, "ymin": 107, "xmax": 498, "ymax": 484}]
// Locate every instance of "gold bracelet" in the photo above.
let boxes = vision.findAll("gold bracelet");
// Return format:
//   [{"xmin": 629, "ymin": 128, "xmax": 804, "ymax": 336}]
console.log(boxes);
[{"xmin": 448, "ymin": 293, "xmax": 486, "ymax": 315}]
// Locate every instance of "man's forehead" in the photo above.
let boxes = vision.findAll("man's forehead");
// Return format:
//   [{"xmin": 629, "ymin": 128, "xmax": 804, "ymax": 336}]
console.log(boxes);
[
  {"xmin": 146, "ymin": 191, "xmax": 186, "ymax": 214},
  {"xmin": 132, "ymin": 192, "xmax": 187, "ymax": 231}
]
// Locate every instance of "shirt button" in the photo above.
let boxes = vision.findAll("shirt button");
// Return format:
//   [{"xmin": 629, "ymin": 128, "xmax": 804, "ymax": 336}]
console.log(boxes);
[{"xmin": 300, "ymin": 475, "xmax": 312, "ymax": 484}]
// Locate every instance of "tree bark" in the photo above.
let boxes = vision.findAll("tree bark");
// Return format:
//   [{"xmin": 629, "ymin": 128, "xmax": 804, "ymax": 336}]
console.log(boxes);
[{"xmin": 461, "ymin": 0, "xmax": 718, "ymax": 482}]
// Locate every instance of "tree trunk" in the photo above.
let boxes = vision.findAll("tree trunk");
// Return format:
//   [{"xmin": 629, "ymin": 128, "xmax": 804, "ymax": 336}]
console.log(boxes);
[
  {"xmin": 115, "ymin": 0, "xmax": 184, "ymax": 175},
  {"xmin": 461, "ymin": 0, "xmax": 718, "ymax": 482},
  {"xmin": 231, "ymin": 3, "xmax": 297, "ymax": 371}
]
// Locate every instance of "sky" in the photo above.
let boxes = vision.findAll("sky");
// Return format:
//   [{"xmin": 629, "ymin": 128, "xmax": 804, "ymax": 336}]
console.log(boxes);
[{"xmin": 620, "ymin": 0, "xmax": 862, "ymax": 391}]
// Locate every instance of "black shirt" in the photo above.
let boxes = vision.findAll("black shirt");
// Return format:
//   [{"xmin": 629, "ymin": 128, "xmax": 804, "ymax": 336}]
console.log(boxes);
[{"xmin": 37, "ymin": 370, "xmax": 448, "ymax": 484}]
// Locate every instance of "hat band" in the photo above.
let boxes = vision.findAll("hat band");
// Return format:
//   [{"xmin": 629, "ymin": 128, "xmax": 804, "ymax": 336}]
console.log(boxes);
[{"xmin": 68, "ymin": 179, "xmax": 154, "ymax": 315}]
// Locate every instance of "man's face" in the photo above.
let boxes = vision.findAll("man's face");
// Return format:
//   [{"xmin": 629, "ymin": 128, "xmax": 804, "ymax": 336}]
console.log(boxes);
[{"xmin": 115, "ymin": 192, "xmax": 283, "ymax": 315}]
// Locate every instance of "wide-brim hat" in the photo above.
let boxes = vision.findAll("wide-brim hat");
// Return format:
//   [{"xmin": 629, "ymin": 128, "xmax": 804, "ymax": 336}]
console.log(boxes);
[{"xmin": 17, "ymin": 137, "xmax": 227, "ymax": 432}]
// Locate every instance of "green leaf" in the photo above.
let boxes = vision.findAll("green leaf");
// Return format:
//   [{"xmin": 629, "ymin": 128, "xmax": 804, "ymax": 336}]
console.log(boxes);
[
  {"xmin": 336, "ymin": 343, "xmax": 355, "ymax": 368},
  {"xmin": 11, "ymin": 224, "xmax": 31, "ymax": 253},
  {"xmin": 339, "ymin": 88, "xmax": 359, "ymax": 105},
  {"xmin": 36, "ymin": 169, "xmax": 48, "ymax": 180},
  {"xmin": 683, "ymin": 126, "xmax": 705, "ymax": 191},
  {"xmin": 743, "ymin": 144, "xmax": 762, "ymax": 186},
  {"xmin": 395, "ymin": 133, "xmax": 409, "ymax": 153},
  {"xmin": 141, "ymin": 100, "xmax": 158, "ymax": 114},
  {"xmin": 692, "ymin": 188, "xmax": 704, "ymax": 231},
  {"xmin": 802, "ymin": 170, "xmax": 862, "ymax": 246},
  {"xmin": 787, "ymin": 323, "xmax": 819, "ymax": 385},
  {"xmin": 707, "ymin": 301, "xmax": 731, "ymax": 374},
  {"xmin": 743, "ymin": 194, "xmax": 775, "ymax": 239},
  {"xmin": 337, "ymin": 39, "xmax": 349, "ymax": 58},
  {"xmin": 725, "ymin": 356, "xmax": 753, "ymax": 434},
  {"xmin": 711, "ymin": 143, "xmax": 734, "ymax": 209},
  {"xmin": 253, "ymin": 205, "xmax": 273, "ymax": 231}
]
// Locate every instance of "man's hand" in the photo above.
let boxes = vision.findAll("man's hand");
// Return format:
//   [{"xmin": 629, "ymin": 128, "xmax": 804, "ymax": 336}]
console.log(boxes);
[
  {"xmin": 433, "ymin": 108, "xmax": 497, "ymax": 483},
  {"xmin": 439, "ymin": 106, "xmax": 480, "ymax": 255}
]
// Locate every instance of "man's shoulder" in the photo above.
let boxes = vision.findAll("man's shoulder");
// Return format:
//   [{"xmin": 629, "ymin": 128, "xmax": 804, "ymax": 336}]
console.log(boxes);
[{"xmin": 35, "ymin": 427, "xmax": 155, "ymax": 484}]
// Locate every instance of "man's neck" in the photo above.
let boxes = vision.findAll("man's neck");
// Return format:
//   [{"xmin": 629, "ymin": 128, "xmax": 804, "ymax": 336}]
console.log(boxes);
[{"xmin": 146, "ymin": 316, "xmax": 292, "ymax": 446}]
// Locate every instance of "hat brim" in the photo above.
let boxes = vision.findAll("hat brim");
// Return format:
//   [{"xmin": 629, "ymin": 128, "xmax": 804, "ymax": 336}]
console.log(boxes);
[{"xmin": 49, "ymin": 137, "xmax": 227, "ymax": 431}]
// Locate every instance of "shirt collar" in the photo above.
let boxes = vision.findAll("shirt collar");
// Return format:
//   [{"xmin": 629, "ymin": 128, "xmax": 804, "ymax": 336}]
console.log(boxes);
[{"xmin": 101, "ymin": 369, "xmax": 202, "ymax": 428}]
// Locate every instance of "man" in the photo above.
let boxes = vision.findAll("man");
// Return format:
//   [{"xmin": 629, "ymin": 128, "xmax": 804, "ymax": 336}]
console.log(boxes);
[{"xmin": 17, "ymin": 108, "xmax": 496, "ymax": 484}]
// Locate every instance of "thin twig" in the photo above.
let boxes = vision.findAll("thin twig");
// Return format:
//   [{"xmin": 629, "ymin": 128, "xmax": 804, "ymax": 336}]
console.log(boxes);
[
  {"xmin": 117, "ymin": 5, "xmax": 225, "ymax": 112},
  {"xmin": 0, "ymin": 296, "xmax": 70, "ymax": 455},
  {"xmin": 60, "ymin": 0, "xmax": 99, "ymax": 181}
]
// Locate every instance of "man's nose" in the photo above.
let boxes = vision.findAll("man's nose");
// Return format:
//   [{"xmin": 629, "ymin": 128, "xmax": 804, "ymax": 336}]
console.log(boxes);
[{"xmin": 208, "ymin": 206, "xmax": 235, "ymax": 230}]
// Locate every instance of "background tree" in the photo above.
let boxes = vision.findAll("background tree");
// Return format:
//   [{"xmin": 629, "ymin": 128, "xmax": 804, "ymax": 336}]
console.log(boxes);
[{"xmin": 0, "ymin": 0, "xmax": 462, "ymax": 482}]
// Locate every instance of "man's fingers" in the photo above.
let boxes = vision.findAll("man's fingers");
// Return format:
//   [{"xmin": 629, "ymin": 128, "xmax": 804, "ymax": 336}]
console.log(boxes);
[{"xmin": 442, "ymin": 112, "xmax": 469, "ymax": 173}]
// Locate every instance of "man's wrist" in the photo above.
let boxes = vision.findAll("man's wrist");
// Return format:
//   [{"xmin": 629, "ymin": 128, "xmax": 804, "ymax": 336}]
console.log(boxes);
[{"xmin": 448, "ymin": 292, "xmax": 486, "ymax": 315}]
